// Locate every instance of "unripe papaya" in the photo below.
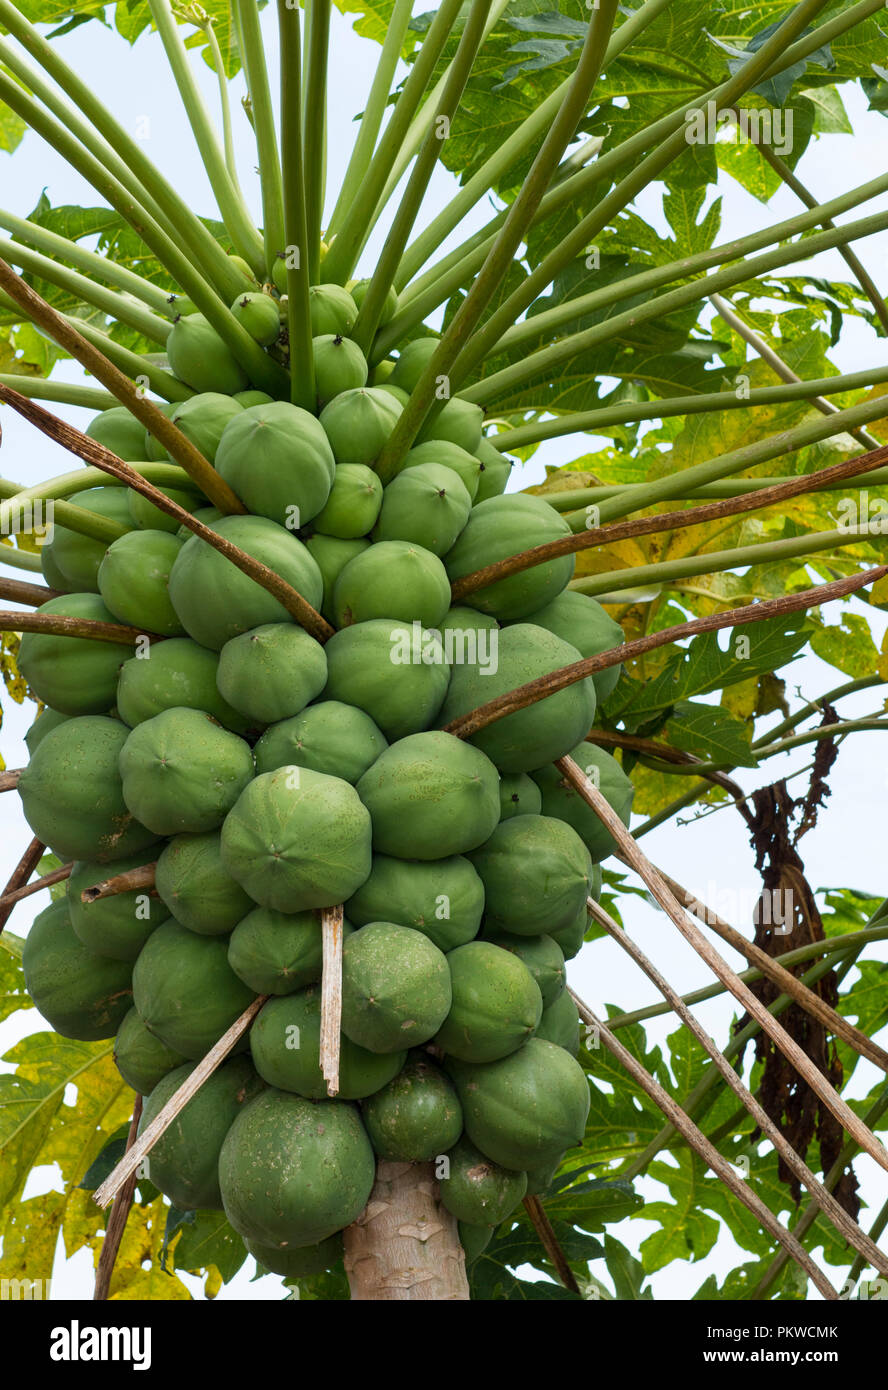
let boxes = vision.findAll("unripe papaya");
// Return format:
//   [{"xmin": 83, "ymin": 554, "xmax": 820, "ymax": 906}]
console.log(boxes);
[
  {"xmin": 167, "ymin": 391, "xmax": 244, "ymax": 462},
  {"xmin": 546, "ymin": 898, "xmax": 590, "ymax": 961},
  {"xmin": 98, "ymin": 529, "xmax": 186, "ymax": 636},
  {"xmin": 444, "ymin": 493, "xmax": 575, "ymax": 621},
  {"xmin": 116, "ymin": 637, "xmax": 251, "ymax": 735},
  {"xmin": 356, "ymin": 730, "xmax": 501, "ymax": 860},
  {"xmin": 42, "ymin": 487, "xmax": 134, "ymax": 594},
  {"xmin": 132, "ymin": 920, "xmax": 256, "ymax": 1058},
  {"xmin": 272, "ymin": 255, "xmax": 289, "ymax": 294},
  {"xmin": 312, "ymin": 333, "xmax": 368, "ymax": 407},
  {"xmin": 319, "ymin": 386, "xmax": 402, "ymax": 466},
  {"xmin": 341, "ymin": 921, "xmax": 451, "ymax": 1053},
  {"xmin": 233, "ymin": 389, "xmax": 274, "ymax": 408},
  {"xmin": 246, "ymin": 1234, "xmax": 343, "ymax": 1278},
  {"xmin": 119, "ymin": 707, "xmax": 254, "ymax": 835},
  {"xmin": 471, "ymin": 814, "xmax": 593, "ymax": 937},
  {"xmin": 416, "ymin": 396, "xmax": 483, "ymax": 454},
  {"xmin": 531, "ymin": 741, "xmax": 634, "ymax": 863},
  {"xmin": 308, "ymin": 283, "xmax": 358, "ymax": 337},
  {"xmin": 322, "ymin": 619, "xmax": 450, "ymax": 740},
  {"xmin": 166, "ymin": 313, "xmax": 250, "ymax": 395},
  {"xmin": 498, "ymin": 773, "xmax": 541, "ymax": 820},
  {"xmin": 140, "ymin": 1057, "xmax": 263, "ymax": 1209},
  {"xmin": 217, "ymin": 623, "xmax": 327, "ymax": 724},
  {"xmin": 304, "ymin": 534, "xmax": 369, "ymax": 622},
  {"xmin": 333, "ymin": 539, "xmax": 451, "ymax": 628},
  {"xmin": 374, "ymin": 463, "xmax": 471, "ymax": 556},
  {"xmin": 311, "ymin": 463, "xmax": 383, "ymax": 539},
  {"xmin": 227, "ymin": 254, "xmax": 258, "ymax": 285},
  {"xmin": 218, "ymin": 1089, "xmax": 375, "ymax": 1248},
  {"xmin": 368, "ymin": 359, "xmax": 395, "ymax": 386},
  {"xmin": 524, "ymin": 1155, "xmax": 566, "ymax": 1196},
  {"xmin": 439, "ymin": 623, "xmax": 597, "ymax": 774},
  {"xmin": 346, "ymin": 853, "xmax": 484, "ymax": 952},
  {"xmin": 401, "ymin": 441, "xmax": 482, "ymax": 500},
  {"xmin": 215, "ymin": 402, "xmax": 335, "ymax": 530},
  {"xmin": 154, "ymin": 831, "xmax": 254, "ymax": 935},
  {"xmin": 18, "ymin": 715, "xmax": 159, "ymax": 863},
  {"xmin": 536, "ymin": 987, "xmax": 581, "ymax": 1056},
  {"xmin": 440, "ymin": 604, "xmax": 499, "ymax": 638},
  {"xmin": 176, "ymin": 505, "xmax": 222, "ymax": 539},
  {"xmin": 40, "ymin": 543, "xmax": 72, "ymax": 592},
  {"xmin": 459, "ymin": 1221, "xmax": 494, "ymax": 1263},
  {"xmin": 22, "ymin": 597, "xmax": 132, "ymax": 714},
  {"xmin": 435, "ymin": 941, "xmax": 542, "ymax": 1063},
  {"xmin": 348, "ymin": 277, "xmax": 397, "ymax": 325},
  {"xmin": 523, "ymin": 591, "xmax": 625, "ymax": 703},
  {"xmin": 24, "ymin": 705, "xmax": 70, "ymax": 756},
  {"xmin": 481, "ymin": 930, "xmax": 565, "ymax": 1008},
  {"xmin": 228, "ymin": 908, "xmax": 347, "ymax": 994},
  {"xmin": 221, "ymin": 765, "xmax": 372, "ymax": 912},
  {"xmin": 168, "ymin": 515, "xmax": 324, "ymax": 649},
  {"xmin": 251, "ymin": 988, "xmax": 405, "ymax": 1099},
  {"xmin": 143, "ymin": 402, "xmax": 178, "ymax": 463},
  {"xmin": 254, "ymin": 699, "xmax": 387, "ymax": 783},
  {"xmin": 114, "ymin": 1005, "xmax": 187, "ymax": 1094},
  {"xmin": 361, "ymin": 1055, "xmax": 462, "ymax": 1161},
  {"xmin": 389, "ymin": 337, "xmax": 439, "ymax": 394},
  {"xmin": 86, "ymin": 406, "xmax": 148, "ymax": 462},
  {"xmin": 473, "ymin": 437, "xmax": 514, "ymax": 501},
  {"xmin": 128, "ymin": 486, "xmax": 201, "ymax": 535},
  {"xmin": 23, "ymin": 898, "xmax": 133, "ymax": 1041},
  {"xmin": 230, "ymin": 290, "xmax": 281, "ymax": 346},
  {"xmin": 439, "ymin": 1137, "xmax": 527, "ymax": 1225},
  {"xmin": 378, "ymin": 383, "xmax": 409, "ymax": 408},
  {"xmin": 68, "ymin": 851, "xmax": 169, "ymax": 962}
]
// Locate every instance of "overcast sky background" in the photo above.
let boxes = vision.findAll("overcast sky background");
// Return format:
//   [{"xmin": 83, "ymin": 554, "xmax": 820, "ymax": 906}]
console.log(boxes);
[{"xmin": 1, "ymin": 3, "xmax": 887, "ymax": 1301}]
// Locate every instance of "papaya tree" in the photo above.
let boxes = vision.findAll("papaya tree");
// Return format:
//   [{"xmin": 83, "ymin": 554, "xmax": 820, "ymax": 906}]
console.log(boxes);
[{"xmin": 0, "ymin": 0, "xmax": 887, "ymax": 1304}]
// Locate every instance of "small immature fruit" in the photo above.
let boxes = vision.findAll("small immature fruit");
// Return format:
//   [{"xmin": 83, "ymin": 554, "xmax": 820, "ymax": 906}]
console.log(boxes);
[
  {"xmin": 346, "ymin": 853, "xmax": 484, "ymax": 952},
  {"xmin": 523, "ymin": 591, "xmax": 625, "ymax": 703},
  {"xmin": 250, "ymin": 988, "xmax": 405, "ymax": 1099},
  {"xmin": 41, "ymin": 487, "xmax": 134, "ymax": 594},
  {"xmin": 389, "ymin": 337, "xmax": 439, "ymax": 393},
  {"xmin": 348, "ymin": 277, "xmax": 398, "ymax": 325},
  {"xmin": 362, "ymin": 1055, "xmax": 463, "ymax": 1161},
  {"xmin": 228, "ymin": 907, "xmax": 339, "ymax": 994},
  {"xmin": 312, "ymin": 333, "xmax": 369, "ymax": 406},
  {"xmin": 68, "ymin": 851, "xmax": 169, "ymax": 962},
  {"xmin": 473, "ymin": 437, "xmax": 514, "ymax": 501},
  {"xmin": 333, "ymin": 540, "xmax": 451, "ymax": 628},
  {"xmin": 142, "ymin": 402, "xmax": 178, "ymax": 462},
  {"xmin": 322, "ymin": 619, "xmax": 450, "ymax": 740},
  {"xmin": 305, "ymin": 534, "xmax": 369, "ymax": 622},
  {"xmin": 254, "ymin": 699, "xmax": 387, "ymax": 783},
  {"xmin": 312, "ymin": 463, "xmax": 383, "ymax": 538},
  {"xmin": 308, "ymin": 282, "xmax": 358, "ymax": 337},
  {"xmin": 216, "ymin": 624, "xmax": 328, "ymax": 724},
  {"xmin": 546, "ymin": 899, "xmax": 590, "ymax": 961},
  {"xmin": 19, "ymin": 593, "xmax": 134, "ymax": 716},
  {"xmin": 116, "ymin": 637, "xmax": 251, "ymax": 734},
  {"xmin": 341, "ymin": 921, "xmax": 451, "ymax": 1053},
  {"xmin": 319, "ymin": 386, "xmax": 402, "ymax": 466},
  {"xmin": 23, "ymin": 898, "xmax": 133, "ymax": 1041},
  {"xmin": 435, "ymin": 941, "xmax": 542, "ymax": 1063},
  {"xmin": 444, "ymin": 493, "xmax": 575, "ymax": 621},
  {"xmin": 215, "ymin": 402, "xmax": 335, "ymax": 529},
  {"xmin": 220, "ymin": 765, "xmax": 372, "ymax": 912},
  {"xmin": 167, "ymin": 313, "xmax": 250, "ymax": 394},
  {"xmin": 230, "ymin": 290, "xmax": 281, "ymax": 346},
  {"xmin": 128, "ymin": 486, "xmax": 201, "ymax": 534},
  {"xmin": 114, "ymin": 1006, "xmax": 187, "ymax": 1094},
  {"xmin": 119, "ymin": 707, "xmax": 255, "ymax": 835},
  {"xmin": 481, "ymin": 931, "xmax": 565, "ymax": 1007},
  {"xmin": 498, "ymin": 773, "xmax": 541, "ymax": 821},
  {"xmin": 536, "ymin": 987, "xmax": 581, "ymax": 1056},
  {"xmin": 532, "ymin": 741, "xmax": 635, "ymax": 862},
  {"xmin": 24, "ymin": 706, "xmax": 70, "ymax": 756},
  {"xmin": 132, "ymin": 920, "xmax": 256, "ymax": 1058},
  {"xmin": 155, "ymin": 831, "xmax": 254, "ymax": 935},
  {"xmin": 86, "ymin": 406, "xmax": 149, "ymax": 462},
  {"xmin": 233, "ymin": 389, "xmax": 274, "ymax": 408},
  {"xmin": 356, "ymin": 730, "xmax": 501, "ymax": 860},
  {"xmin": 440, "ymin": 605, "xmax": 499, "ymax": 638},
  {"xmin": 415, "ymin": 395, "xmax": 483, "ymax": 454},
  {"xmin": 167, "ymin": 391, "xmax": 244, "ymax": 461},
  {"xmin": 98, "ymin": 529, "xmax": 186, "ymax": 636},
  {"xmin": 471, "ymin": 814, "xmax": 593, "ymax": 936},
  {"xmin": 401, "ymin": 440, "xmax": 482, "ymax": 500},
  {"xmin": 439, "ymin": 1137, "xmax": 527, "ymax": 1225},
  {"xmin": 374, "ymin": 463, "xmax": 471, "ymax": 556}
]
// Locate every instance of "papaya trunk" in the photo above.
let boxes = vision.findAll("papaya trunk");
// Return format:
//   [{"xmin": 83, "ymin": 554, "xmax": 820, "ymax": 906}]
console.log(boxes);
[{"xmin": 344, "ymin": 1160, "xmax": 470, "ymax": 1300}]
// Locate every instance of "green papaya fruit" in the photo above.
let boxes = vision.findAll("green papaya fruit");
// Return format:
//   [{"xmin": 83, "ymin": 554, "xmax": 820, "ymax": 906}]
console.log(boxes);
[
  {"xmin": 308, "ymin": 283, "xmax": 358, "ymax": 337},
  {"xmin": 176, "ymin": 505, "xmax": 222, "ymax": 540},
  {"xmin": 546, "ymin": 899, "xmax": 589, "ymax": 961},
  {"xmin": 233, "ymin": 389, "xmax": 274, "ymax": 408},
  {"xmin": 473, "ymin": 437, "xmax": 514, "ymax": 501},
  {"xmin": 23, "ymin": 898, "xmax": 133, "ymax": 1041},
  {"xmin": 119, "ymin": 707, "xmax": 255, "ymax": 835},
  {"xmin": 272, "ymin": 255, "xmax": 289, "ymax": 294},
  {"xmin": 42, "ymin": 487, "xmax": 134, "ymax": 593},
  {"xmin": 401, "ymin": 441, "xmax": 482, "ymax": 500},
  {"xmin": 435, "ymin": 941, "xmax": 542, "ymax": 1063},
  {"xmin": 254, "ymin": 699, "xmax": 387, "ymax": 783},
  {"xmin": 471, "ymin": 814, "xmax": 593, "ymax": 936},
  {"xmin": 40, "ymin": 542, "xmax": 72, "ymax": 592},
  {"xmin": 305, "ymin": 533, "xmax": 370, "ymax": 622},
  {"xmin": 368, "ymin": 358, "xmax": 395, "ymax": 386},
  {"xmin": 459, "ymin": 1221, "xmax": 493, "ymax": 1263},
  {"xmin": 416, "ymin": 396, "xmax": 483, "ymax": 454},
  {"xmin": 228, "ymin": 908, "xmax": 347, "ymax": 994},
  {"xmin": 114, "ymin": 1005, "xmax": 187, "ymax": 1094},
  {"xmin": 389, "ymin": 337, "xmax": 439, "ymax": 393},
  {"xmin": 24, "ymin": 705, "xmax": 71, "ymax": 756},
  {"xmin": 140, "ymin": 1056, "xmax": 264, "ymax": 1209},
  {"xmin": 154, "ymin": 831, "xmax": 254, "ymax": 935},
  {"xmin": 480, "ymin": 931, "xmax": 565, "ymax": 1008},
  {"xmin": 19, "ymin": 593, "xmax": 133, "ymax": 715},
  {"xmin": 227, "ymin": 254, "xmax": 258, "ymax": 285},
  {"xmin": 219, "ymin": 1088, "xmax": 375, "ymax": 1248},
  {"xmin": 444, "ymin": 494, "xmax": 574, "ymax": 621},
  {"xmin": 216, "ymin": 402, "xmax": 335, "ymax": 529},
  {"xmin": 97, "ymin": 529, "xmax": 186, "ymax": 636},
  {"xmin": 230, "ymin": 290, "xmax": 281, "ymax": 346},
  {"xmin": 311, "ymin": 463, "xmax": 383, "ymax": 538},
  {"xmin": 345, "ymin": 853, "xmax": 484, "ymax": 952},
  {"xmin": 524, "ymin": 1155, "xmax": 565, "ymax": 1196},
  {"xmin": 342, "ymin": 921, "xmax": 451, "ymax": 1053},
  {"xmin": 361, "ymin": 1054, "xmax": 462, "ymax": 1161},
  {"xmin": 250, "ymin": 987, "xmax": 405, "ymax": 1099},
  {"xmin": 143, "ymin": 402, "xmax": 178, "ymax": 462},
  {"xmin": 85, "ymin": 406, "xmax": 149, "ymax": 462},
  {"xmin": 319, "ymin": 386, "xmax": 402, "ymax": 466},
  {"xmin": 165, "ymin": 391, "xmax": 244, "ymax": 464},
  {"xmin": 438, "ymin": 623, "xmax": 597, "ymax": 774},
  {"xmin": 221, "ymin": 765, "xmax": 372, "ymax": 912},
  {"xmin": 216, "ymin": 623, "xmax": 327, "ymax": 724},
  {"xmin": 439, "ymin": 1137, "xmax": 527, "ymax": 1225},
  {"xmin": 168, "ymin": 515, "xmax": 324, "ymax": 649},
  {"xmin": 128, "ymin": 486, "xmax": 201, "ymax": 534},
  {"xmin": 68, "ymin": 851, "xmax": 169, "ymax": 961},
  {"xmin": 132, "ymin": 920, "xmax": 256, "ymax": 1058},
  {"xmin": 167, "ymin": 313, "xmax": 250, "ymax": 394},
  {"xmin": 523, "ymin": 591, "xmax": 624, "ymax": 703},
  {"xmin": 373, "ymin": 464, "xmax": 471, "ymax": 557},
  {"xmin": 312, "ymin": 333, "xmax": 368, "ymax": 407},
  {"xmin": 355, "ymin": 730, "xmax": 501, "ymax": 860},
  {"xmin": 536, "ymin": 987, "xmax": 581, "ymax": 1056},
  {"xmin": 246, "ymin": 1233, "xmax": 343, "ymax": 1278},
  {"xmin": 116, "ymin": 637, "xmax": 252, "ymax": 735},
  {"xmin": 498, "ymin": 772, "xmax": 542, "ymax": 821},
  {"xmin": 348, "ymin": 277, "xmax": 397, "ymax": 325},
  {"xmin": 322, "ymin": 619, "xmax": 450, "ymax": 740},
  {"xmin": 531, "ymin": 741, "xmax": 634, "ymax": 862},
  {"xmin": 378, "ymin": 383, "xmax": 409, "ymax": 408},
  {"xmin": 18, "ymin": 715, "xmax": 159, "ymax": 863},
  {"xmin": 439, "ymin": 605, "xmax": 499, "ymax": 637},
  {"xmin": 451, "ymin": 1037, "xmax": 591, "ymax": 1171},
  {"xmin": 333, "ymin": 540, "xmax": 451, "ymax": 628}
]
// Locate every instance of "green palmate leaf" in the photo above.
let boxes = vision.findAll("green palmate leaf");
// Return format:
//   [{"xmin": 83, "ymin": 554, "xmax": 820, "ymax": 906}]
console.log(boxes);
[
  {"xmin": 0, "ymin": 947, "xmax": 32, "ymax": 1024},
  {"xmin": 808, "ymin": 611, "xmax": 883, "ymax": 678},
  {"xmin": 603, "ymin": 1234, "xmax": 653, "ymax": 1300},
  {"xmin": 666, "ymin": 698, "xmax": 759, "ymax": 765},
  {"xmin": 165, "ymin": 1208, "xmax": 248, "ymax": 1286}
]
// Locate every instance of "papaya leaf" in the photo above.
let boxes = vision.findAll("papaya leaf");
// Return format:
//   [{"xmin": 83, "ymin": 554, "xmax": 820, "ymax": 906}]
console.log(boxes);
[
  {"xmin": 165, "ymin": 1208, "xmax": 247, "ymax": 1286},
  {"xmin": 603, "ymin": 1234, "xmax": 653, "ymax": 1300},
  {"xmin": 666, "ymin": 699, "xmax": 759, "ymax": 766}
]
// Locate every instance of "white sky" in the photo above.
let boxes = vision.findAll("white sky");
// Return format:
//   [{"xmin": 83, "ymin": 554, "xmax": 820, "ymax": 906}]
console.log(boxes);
[{"xmin": 0, "ymin": 4, "xmax": 886, "ymax": 1301}]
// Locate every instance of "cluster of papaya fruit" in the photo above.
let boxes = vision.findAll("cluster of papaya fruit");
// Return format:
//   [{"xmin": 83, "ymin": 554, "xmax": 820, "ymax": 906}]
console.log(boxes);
[{"xmin": 17, "ymin": 277, "xmax": 635, "ymax": 1278}]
